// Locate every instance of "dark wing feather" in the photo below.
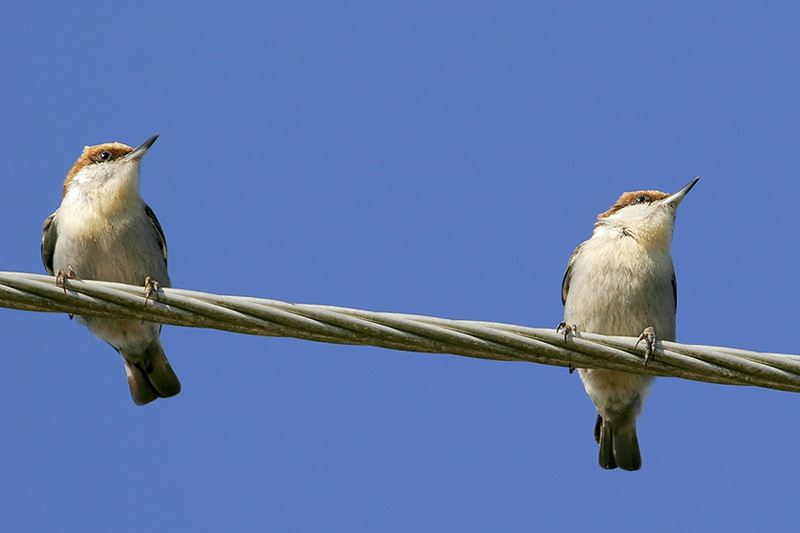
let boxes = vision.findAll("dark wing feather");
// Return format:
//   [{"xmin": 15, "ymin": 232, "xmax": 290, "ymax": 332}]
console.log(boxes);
[
  {"xmin": 144, "ymin": 204, "xmax": 168, "ymax": 266},
  {"xmin": 561, "ymin": 243, "xmax": 583, "ymax": 305},
  {"xmin": 672, "ymin": 271, "xmax": 677, "ymax": 310},
  {"xmin": 41, "ymin": 212, "xmax": 58, "ymax": 275}
]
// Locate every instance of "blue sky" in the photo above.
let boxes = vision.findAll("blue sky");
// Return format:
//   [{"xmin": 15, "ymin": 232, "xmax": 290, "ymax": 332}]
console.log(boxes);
[{"xmin": 2, "ymin": 2, "xmax": 800, "ymax": 531}]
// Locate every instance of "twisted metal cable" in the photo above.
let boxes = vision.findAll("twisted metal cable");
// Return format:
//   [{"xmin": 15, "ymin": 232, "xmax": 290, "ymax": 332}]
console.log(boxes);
[{"xmin": 2, "ymin": 270, "xmax": 799, "ymax": 392}]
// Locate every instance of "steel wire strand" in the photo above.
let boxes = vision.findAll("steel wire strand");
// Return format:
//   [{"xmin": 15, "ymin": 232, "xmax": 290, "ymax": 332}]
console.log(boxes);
[{"xmin": 2, "ymin": 271, "xmax": 799, "ymax": 393}]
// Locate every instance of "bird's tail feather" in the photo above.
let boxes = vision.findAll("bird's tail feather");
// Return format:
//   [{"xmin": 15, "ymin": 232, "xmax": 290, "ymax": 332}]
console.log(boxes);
[
  {"xmin": 120, "ymin": 340, "xmax": 181, "ymax": 405},
  {"xmin": 597, "ymin": 415, "xmax": 642, "ymax": 471}
]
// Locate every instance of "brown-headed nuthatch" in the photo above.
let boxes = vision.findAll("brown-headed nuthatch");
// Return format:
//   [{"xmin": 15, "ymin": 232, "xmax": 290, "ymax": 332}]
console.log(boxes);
[
  {"xmin": 41, "ymin": 134, "xmax": 181, "ymax": 405},
  {"xmin": 559, "ymin": 177, "xmax": 699, "ymax": 470}
]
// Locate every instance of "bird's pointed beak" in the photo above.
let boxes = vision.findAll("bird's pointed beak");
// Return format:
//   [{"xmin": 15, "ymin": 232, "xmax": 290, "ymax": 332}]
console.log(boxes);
[
  {"xmin": 663, "ymin": 176, "xmax": 700, "ymax": 207},
  {"xmin": 125, "ymin": 134, "xmax": 159, "ymax": 161}
]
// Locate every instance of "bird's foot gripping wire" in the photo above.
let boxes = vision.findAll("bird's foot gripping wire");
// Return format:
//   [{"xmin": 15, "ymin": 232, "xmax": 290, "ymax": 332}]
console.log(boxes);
[
  {"xmin": 557, "ymin": 322, "xmax": 578, "ymax": 373},
  {"xmin": 635, "ymin": 326, "xmax": 657, "ymax": 370},
  {"xmin": 556, "ymin": 321, "xmax": 576, "ymax": 342},
  {"xmin": 144, "ymin": 276, "xmax": 161, "ymax": 305},
  {"xmin": 55, "ymin": 266, "xmax": 76, "ymax": 319},
  {"xmin": 55, "ymin": 266, "xmax": 76, "ymax": 294}
]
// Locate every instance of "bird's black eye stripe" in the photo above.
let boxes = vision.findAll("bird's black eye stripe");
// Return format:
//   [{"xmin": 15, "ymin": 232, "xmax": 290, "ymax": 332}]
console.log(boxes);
[{"xmin": 98, "ymin": 151, "xmax": 112, "ymax": 161}]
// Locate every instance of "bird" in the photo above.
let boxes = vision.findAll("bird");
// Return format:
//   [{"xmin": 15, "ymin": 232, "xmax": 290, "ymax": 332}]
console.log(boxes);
[
  {"xmin": 41, "ymin": 134, "xmax": 181, "ymax": 405},
  {"xmin": 558, "ymin": 177, "xmax": 699, "ymax": 470}
]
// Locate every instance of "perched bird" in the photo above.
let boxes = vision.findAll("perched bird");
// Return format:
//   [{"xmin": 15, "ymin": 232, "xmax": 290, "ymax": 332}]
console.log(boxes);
[
  {"xmin": 559, "ymin": 177, "xmax": 698, "ymax": 470},
  {"xmin": 41, "ymin": 134, "xmax": 181, "ymax": 405}
]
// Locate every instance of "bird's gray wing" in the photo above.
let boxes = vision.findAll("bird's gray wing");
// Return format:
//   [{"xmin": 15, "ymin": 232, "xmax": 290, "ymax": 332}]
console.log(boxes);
[
  {"xmin": 41, "ymin": 212, "xmax": 58, "ymax": 276},
  {"xmin": 561, "ymin": 242, "xmax": 584, "ymax": 305},
  {"xmin": 672, "ymin": 271, "xmax": 677, "ymax": 310},
  {"xmin": 144, "ymin": 204, "xmax": 168, "ymax": 266}
]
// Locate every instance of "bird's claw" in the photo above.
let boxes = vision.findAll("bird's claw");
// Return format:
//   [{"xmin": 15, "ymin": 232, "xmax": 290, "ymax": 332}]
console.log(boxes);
[
  {"xmin": 635, "ymin": 326, "xmax": 657, "ymax": 370},
  {"xmin": 556, "ymin": 321, "xmax": 575, "ymax": 343},
  {"xmin": 55, "ymin": 266, "xmax": 76, "ymax": 294},
  {"xmin": 557, "ymin": 322, "xmax": 578, "ymax": 374},
  {"xmin": 55, "ymin": 266, "xmax": 76, "ymax": 319},
  {"xmin": 144, "ymin": 276, "xmax": 160, "ymax": 305}
]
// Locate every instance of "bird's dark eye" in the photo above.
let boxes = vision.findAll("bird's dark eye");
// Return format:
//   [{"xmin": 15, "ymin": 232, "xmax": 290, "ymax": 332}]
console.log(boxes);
[
  {"xmin": 633, "ymin": 195, "xmax": 650, "ymax": 204},
  {"xmin": 98, "ymin": 151, "xmax": 112, "ymax": 161}
]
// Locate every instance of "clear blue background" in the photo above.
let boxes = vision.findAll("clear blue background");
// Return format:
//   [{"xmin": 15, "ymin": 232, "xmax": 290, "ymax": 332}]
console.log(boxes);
[{"xmin": 2, "ymin": 2, "xmax": 799, "ymax": 531}]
